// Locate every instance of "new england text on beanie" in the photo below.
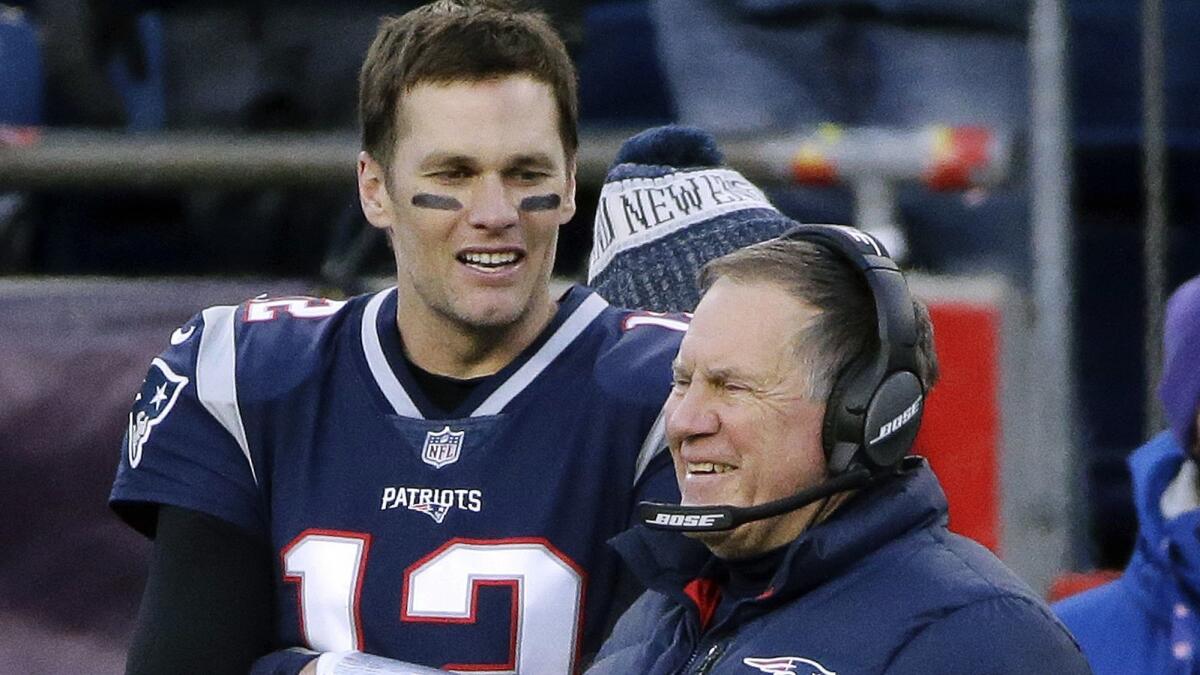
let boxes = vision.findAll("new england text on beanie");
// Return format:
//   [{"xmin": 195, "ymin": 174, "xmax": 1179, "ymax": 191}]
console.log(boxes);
[{"xmin": 588, "ymin": 125, "xmax": 795, "ymax": 313}]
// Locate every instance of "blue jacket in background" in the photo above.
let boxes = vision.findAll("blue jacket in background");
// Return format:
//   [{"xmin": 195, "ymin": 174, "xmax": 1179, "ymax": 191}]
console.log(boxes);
[
  {"xmin": 590, "ymin": 461, "xmax": 1088, "ymax": 674},
  {"xmin": 1055, "ymin": 432, "xmax": 1200, "ymax": 674}
]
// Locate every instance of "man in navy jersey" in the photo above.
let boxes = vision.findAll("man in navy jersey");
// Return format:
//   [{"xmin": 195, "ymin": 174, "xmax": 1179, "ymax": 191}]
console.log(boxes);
[{"xmin": 110, "ymin": 2, "xmax": 686, "ymax": 673}]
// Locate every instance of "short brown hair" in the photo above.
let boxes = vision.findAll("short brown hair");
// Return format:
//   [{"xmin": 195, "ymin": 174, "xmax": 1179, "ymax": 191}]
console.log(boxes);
[
  {"xmin": 358, "ymin": 0, "xmax": 579, "ymax": 172},
  {"xmin": 698, "ymin": 238, "xmax": 939, "ymax": 400}
]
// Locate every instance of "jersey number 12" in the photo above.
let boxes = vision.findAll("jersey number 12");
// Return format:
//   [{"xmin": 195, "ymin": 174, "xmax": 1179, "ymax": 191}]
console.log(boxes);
[{"xmin": 283, "ymin": 532, "xmax": 585, "ymax": 674}]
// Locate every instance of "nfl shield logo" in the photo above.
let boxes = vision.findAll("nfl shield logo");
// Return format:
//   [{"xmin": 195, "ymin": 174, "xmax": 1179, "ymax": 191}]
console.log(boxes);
[{"xmin": 421, "ymin": 426, "xmax": 465, "ymax": 469}]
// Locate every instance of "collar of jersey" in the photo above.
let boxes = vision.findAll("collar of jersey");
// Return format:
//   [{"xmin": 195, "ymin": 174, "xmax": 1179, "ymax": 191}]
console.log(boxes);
[{"xmin": 360, "ymin": 284, "xmax": 608, "ymax": 419}]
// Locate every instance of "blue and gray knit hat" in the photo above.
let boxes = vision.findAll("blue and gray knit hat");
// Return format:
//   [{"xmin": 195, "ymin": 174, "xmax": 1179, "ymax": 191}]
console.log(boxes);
[
  {"xmin": 587, "ymin": 125, "xmax": 796, "ymax": 312},
  {"xmin": 1160, "ymin": 274, "xmax": 1200, "ymax": 453}
]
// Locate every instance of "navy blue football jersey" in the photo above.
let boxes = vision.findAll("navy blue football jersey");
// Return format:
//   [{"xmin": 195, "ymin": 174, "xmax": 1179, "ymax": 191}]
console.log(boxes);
[{"xmin": 110, "ymin": 285, "xmax": 686, "ymax": 674}]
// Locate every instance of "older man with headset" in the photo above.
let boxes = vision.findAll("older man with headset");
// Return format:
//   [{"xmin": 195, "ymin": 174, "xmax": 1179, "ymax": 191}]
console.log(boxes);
[{"xmin": 584, "ymin": 127, "xmax": 1088, "ymax": 672}]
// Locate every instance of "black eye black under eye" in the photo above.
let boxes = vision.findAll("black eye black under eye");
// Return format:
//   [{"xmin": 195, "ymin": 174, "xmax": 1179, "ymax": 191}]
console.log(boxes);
[
  {"xmin": 519, "ymin": 194, "xmax": 561, "ymax": 211},
  {"xmin": 411, "ymin": 194, "xmax": 463, "ymax": 210}
]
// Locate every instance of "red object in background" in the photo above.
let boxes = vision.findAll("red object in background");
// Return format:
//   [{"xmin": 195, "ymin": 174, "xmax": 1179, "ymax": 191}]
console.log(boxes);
[
  {"xmin": 1047, "ymin": 570, "xmax": 1123, "ymax": 602},
  {"xmin": 914, "ymin": 301, "xmax": 1001, "ymax": 552},
  {"xmin": 923, "ymin": 126, "xmax": 992, "ymax": 191},
  {"xmin": 790, "ymin": 153, "xmax": 839, "ymax": 186},
  {"xmin": 0, "ymin": 125, "xmax": 40, "ymax": 147}
]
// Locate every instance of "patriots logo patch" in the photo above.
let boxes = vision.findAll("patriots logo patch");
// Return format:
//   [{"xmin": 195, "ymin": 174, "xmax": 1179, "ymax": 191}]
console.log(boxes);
[
  {"xmin": 127, "ymin": 358, "xmax": 189, "ymax": 468},
  {"xmin": 421, "ymin": 426, "xmax": 465, "ymax": 469},
  {"xmin": 743, "ymin": 656, "xmax": 837, "ymax": 675},
  {"xmin": 409, "ymin": 501, "xmax": 451, "ymax": 523}
]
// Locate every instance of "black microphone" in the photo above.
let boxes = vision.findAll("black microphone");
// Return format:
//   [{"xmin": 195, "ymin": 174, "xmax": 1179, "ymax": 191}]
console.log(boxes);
[{"xmin": 637, "ymin": 467, "xmax": 875, "ymax": 533}]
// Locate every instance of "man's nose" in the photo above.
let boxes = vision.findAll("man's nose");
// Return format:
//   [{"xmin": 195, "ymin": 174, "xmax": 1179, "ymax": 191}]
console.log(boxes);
[
  {"xmin": 666, "ymin": 385, "xmax": 719, "ymax": 444},
  {"xmin": 467, "ymin": 175, "xmax": 519, "ymax": 230}
]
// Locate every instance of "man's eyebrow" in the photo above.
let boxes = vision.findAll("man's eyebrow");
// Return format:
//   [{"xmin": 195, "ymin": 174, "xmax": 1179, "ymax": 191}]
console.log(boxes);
[
  {"xmin": 418, "ymin": 153, "xmax": 478, "ymax": 170},
  {"xmin": 704, "ymin": 366, "xmax": 737, "ymax": 383},
  {"xmin": 507, "ymin": 153, "xmax": 557, "ymax": 169},
  {"xmin": 673, "ymin": 362, "xmax": 736, "ymax": 383}
]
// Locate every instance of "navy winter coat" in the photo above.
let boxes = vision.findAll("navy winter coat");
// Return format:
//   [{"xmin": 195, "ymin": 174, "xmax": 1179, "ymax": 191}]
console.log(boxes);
[{"xmin": 589, "ymin": 461, "xmax": 1088, "ymax": 674}]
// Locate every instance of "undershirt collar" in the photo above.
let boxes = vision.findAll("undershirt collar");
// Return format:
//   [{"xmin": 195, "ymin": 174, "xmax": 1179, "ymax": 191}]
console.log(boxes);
[{"xmin": 404, "ymin": 355, "xmax": 487, "ymax": 418}]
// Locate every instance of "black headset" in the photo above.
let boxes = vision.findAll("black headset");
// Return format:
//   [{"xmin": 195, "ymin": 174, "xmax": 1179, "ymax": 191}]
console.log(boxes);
[
  {"xmin": 638, "ymin": 224, "xmax": 926, "ymax": 533},
  {"xmin": 781, "ymin": 224, "xmax": 926, "ymax": 474}
]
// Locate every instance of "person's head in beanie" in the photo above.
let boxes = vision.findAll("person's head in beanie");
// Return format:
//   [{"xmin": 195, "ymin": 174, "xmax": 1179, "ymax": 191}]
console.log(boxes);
[
  {"xmin": 587, "ymin": 125, "xmax": 797, "ymax": 312},
  {"xmin": 1160, "ymin": 274, "xmax": 1200, "ymax": 458}
]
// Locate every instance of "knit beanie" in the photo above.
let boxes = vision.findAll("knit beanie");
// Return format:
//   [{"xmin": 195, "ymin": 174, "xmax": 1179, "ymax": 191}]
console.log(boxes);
[
  {"xmin": 586, "ymin": 125, "xmax": 796, "ymax": 312},
  {"xmin": 1160, "ymin": 274, "xmax": 1200, "ymax": 452}
]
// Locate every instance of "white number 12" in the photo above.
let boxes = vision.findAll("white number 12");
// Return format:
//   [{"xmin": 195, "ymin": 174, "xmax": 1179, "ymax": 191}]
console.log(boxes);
[{"xmin": 283, "ymin": 532, "xmax": 585, "ymax": 674}]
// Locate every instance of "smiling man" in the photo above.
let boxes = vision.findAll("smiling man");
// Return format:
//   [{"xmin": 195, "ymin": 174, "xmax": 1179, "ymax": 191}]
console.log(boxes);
[
  {"xmin": 358, "ymin": 74, "xmax": 572, "ymax": 372},
  {"xmin": 588, "ymin": 227, "xmax": 1090, "ymax": 674},
  {"xmin": 109, "ymin": 2, "xmax": 685, "ymax": 674}
]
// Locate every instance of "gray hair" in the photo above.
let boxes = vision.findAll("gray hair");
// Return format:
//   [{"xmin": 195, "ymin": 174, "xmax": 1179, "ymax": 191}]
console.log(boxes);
[{"xmin": 697, "ymin": 238, "xmax": 938, "ymax": 400}]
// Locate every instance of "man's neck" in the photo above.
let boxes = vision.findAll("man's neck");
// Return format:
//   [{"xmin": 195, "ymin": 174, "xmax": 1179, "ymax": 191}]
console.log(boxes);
[
  {"xmin": 722, "ymin": 545, "xmax": 787, "ymax": 599},
  {"xmin": 395, "ymin": 294, "xmax": 557, "ymax": 379}
]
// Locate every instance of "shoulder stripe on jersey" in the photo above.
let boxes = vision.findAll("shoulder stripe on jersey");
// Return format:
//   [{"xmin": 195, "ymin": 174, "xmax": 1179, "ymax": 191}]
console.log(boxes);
[
  {"xmin": 633, "ymin": 406, "xmax": 668, "ymax": 487},
  {"xmin": 196, "ymin": 305, "xmax": 258, "ymax": 485},
  {"xmin": 361, "ymin": 288, "xmax": 423, "ymax": 418},
  {"xmin": 471, "ymin": 292, "xmax": 610, "ymax": 416}
]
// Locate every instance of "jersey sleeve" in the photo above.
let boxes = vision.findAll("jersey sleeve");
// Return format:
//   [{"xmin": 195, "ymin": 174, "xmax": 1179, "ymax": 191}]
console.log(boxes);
[
  {"xmin": 110, "ymin": 305, "xmax": 265, "ymax": 538},
  {"xmin": 594, "ymin": 310, "xmax": 688, "ymax": 408},
  {"xmin": 633, "ymin": 448, "xmax": 680, "ymax": 511},
  {"xmin": 595, "ymin": 308, "xmax": 688, "ymax": 508}
]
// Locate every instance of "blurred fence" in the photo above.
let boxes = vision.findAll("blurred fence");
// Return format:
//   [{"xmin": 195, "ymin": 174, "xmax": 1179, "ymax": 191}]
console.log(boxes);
[{"xmin": 0, "ymin": 125, "xmax": 1010, "ymax": 191}]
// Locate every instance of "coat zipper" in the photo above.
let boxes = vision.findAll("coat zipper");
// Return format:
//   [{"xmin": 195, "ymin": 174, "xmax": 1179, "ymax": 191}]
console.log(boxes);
[{"xmin": 683, "ymin": 640, "xmax": 725, "ymax": 675}]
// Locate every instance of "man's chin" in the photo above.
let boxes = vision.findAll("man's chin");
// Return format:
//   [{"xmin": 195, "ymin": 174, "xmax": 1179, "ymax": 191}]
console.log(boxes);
[
  {"xmin": 449, "ymin": 287, "xmax": 549, "ymax": 331},
  {"xmin": 458, "ymin": 308, "xmax": 524, "ymax": 330},
  {"xmin": 685, "ymin": 528, "xmax": 732, "ymax": 550},
  {"xmin": 446, "ymin": 297, "xmax": 529, "ymax": 331}
]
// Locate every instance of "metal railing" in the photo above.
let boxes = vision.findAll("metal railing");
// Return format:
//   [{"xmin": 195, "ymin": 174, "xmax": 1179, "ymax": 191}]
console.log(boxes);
[{"xmin": 0, "ymin": 124, "xmax": 1009, "ymax": 191}]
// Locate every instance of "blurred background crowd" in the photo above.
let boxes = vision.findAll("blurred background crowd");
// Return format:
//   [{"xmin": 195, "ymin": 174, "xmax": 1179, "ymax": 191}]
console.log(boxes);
[{"xmin": 1, "ymin": 0, "xmax": 1198, "ymax": 671}]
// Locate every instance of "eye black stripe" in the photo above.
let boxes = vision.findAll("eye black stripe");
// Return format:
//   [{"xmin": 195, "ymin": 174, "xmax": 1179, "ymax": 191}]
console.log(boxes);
[
  {"xmin": 519, "ymin": 194, "xmax": 561, "ymax": 211},
  {"xmin": 412, "ymin": 193, "xmax": 463, "ymax": 210}
]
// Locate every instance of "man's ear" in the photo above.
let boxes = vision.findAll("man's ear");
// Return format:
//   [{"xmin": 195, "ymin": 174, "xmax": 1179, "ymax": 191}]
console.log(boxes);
[
  {"xmin": 358, "ymin": 151, "xmax": 395, "ymax": 229},
  {"xmin": 560, "ymin": 157, "xmax": 578, "ymax": 224}
]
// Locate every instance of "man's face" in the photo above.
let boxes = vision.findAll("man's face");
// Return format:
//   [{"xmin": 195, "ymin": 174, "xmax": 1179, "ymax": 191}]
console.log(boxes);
[
  {"xmin": 666, "ymin": 277, "xmax": 828, "ymax": 559},
  {"xmin": 359, "ymin": 75, "xmax": 576, "ymax": 332}
]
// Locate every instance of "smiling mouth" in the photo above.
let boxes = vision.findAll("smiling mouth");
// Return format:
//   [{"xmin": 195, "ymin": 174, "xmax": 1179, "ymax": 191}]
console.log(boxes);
[
  {"xmin": 687, "ymin": 461, "xmax": 736, "ymax": 475},
  {"xmin": 458, "ymin": 251, "xmax": 523, "ymax": 271}
]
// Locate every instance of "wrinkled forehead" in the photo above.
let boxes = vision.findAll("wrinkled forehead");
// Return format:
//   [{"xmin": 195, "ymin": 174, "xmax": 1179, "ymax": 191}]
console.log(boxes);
[{"xmin": 680, "ymin": 279, "xmax": 815, "ymax": 372}]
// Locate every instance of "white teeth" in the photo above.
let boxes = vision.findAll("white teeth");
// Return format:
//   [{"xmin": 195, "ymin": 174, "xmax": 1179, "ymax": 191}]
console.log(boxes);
[
  {"xmin": 687, "ymin": 461, "xmax": 734, "ymax": 475},
  {"xmin": 461, "ymin": 251, "xmax": 519, "ymax": 267}
]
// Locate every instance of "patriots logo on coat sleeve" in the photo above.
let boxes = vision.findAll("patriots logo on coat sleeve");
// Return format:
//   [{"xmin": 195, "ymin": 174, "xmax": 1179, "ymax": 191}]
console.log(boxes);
[{"xmin": 127, "ymin": 358, "xmax": 189, "ymax": 468}]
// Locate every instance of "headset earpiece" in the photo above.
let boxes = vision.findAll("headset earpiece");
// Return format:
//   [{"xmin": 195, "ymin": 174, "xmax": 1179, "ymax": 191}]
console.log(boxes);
[
  {"xmin": 783, "ymin": 224, "xmax": 925, "ymax": 474},
  {"xmin": 861, "ymin": 371, "xmax": 924, "ymax": 468},
  {"xmin": 822, "ymin": 355, "xmax": 868, "ymax": 473}
]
